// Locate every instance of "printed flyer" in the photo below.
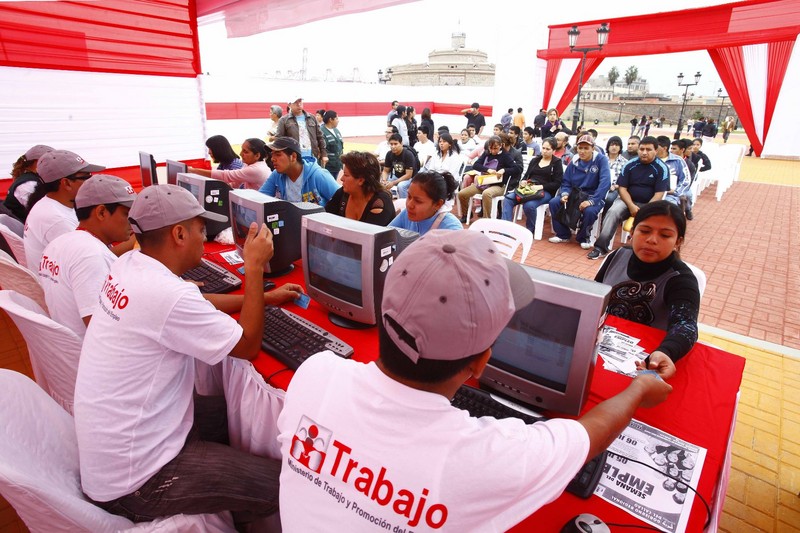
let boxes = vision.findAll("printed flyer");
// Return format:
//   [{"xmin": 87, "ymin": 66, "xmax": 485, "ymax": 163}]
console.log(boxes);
[{"xmin": 594, "ymin": 419, "xmax": 707, "ymax": 533}]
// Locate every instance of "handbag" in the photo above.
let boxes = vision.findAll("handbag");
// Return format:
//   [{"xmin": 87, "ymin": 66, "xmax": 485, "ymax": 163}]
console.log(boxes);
[{"xmin": 514, "ymin": 182, "xmax": 545, "ymax": 203}]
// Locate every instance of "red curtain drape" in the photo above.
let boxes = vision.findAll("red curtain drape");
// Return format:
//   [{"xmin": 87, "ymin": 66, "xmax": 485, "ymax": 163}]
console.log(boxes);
[
  {"xmin": 764, "ymin": 39, "xmax": 796, "ymax": 136},
  {"xmin": 554, "ymin": 57, "xmax": 604, "ymax": 118},
  {"xmin": 0, "ymin": 1, "xmax": 200, "ymax": 76},
  {"xmin": 541, "ymin": 59, "xmax": 562, "ymax": 111},
  {"xmin": 709, "ymin": 46, "xmax": 761, "ymax": 155}
]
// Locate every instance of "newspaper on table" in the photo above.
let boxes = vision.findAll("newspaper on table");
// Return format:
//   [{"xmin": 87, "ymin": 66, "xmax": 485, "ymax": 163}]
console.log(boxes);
[
  {"xmin": 596, "ymin": 325, "xmax": 648, "ymax": 377},
  {"xmin": 594, "ymin": 419, "xmax": 707, "ymax": 533}
]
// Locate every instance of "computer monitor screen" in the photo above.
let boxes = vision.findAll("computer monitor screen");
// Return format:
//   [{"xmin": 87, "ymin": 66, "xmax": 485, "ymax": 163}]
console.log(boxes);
[
  {"xmin": 139, "ymin": 151, "xmax": 158, "ymax": 187},
  {"xmin": 491, "ymin": 300, "xmax": 581, "ymax": 393},
  {"xmin": 165, "ymin": 159, "xmax": 187, "ymax": 186},
  {"xmin": 301, "ymin": 212, "xmax": 418, "ymax": 329},
  {"xmin": 306, "ymin": 231, "xmax": 363, "ymax": 306},
  {"xmin": 479, "ymin": 266, "xmax": 611, "ymax": 416},
  {"xmin": 175, "ymin": 172, "xmax": 231, "ymax": 238},
  {"xmin": 229, "ymin": 189, "xmax": 324, "ymax": 276}
]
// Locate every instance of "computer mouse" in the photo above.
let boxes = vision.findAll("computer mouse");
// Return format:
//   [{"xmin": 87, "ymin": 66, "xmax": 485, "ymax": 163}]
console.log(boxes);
[
  {"xmin": 559, "ymin": 513, "xmax": 610, "ymax": 533},
  {"xmin": 263, "ymin": 280, "xmax": 276, "ymax": 291}
]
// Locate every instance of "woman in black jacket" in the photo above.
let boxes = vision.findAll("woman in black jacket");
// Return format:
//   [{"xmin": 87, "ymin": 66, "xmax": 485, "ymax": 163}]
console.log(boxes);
[{"xmin": 500, "ymin": 137, "xmax": 563, "ymax": 234}]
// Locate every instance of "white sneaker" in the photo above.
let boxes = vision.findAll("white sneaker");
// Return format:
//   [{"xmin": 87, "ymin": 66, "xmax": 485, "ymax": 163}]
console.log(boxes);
[
  {"xmin": 548, "ymin": 236, "xmax": 570, "ymax": 244},
  {"xmin": 580, "ymin": 242, "xmax": 593, "ymax": 250}
]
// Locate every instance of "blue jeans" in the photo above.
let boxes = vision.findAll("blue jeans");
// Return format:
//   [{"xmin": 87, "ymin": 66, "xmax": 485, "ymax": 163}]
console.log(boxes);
[
  {"xmin": 93, "ymin": 395, "xmax": 280, "ymax": 524},
  {"xmin": 396, "ymin": 179, "xmax": 411, "ymax": 199},
  {"xmin": 549, "ymin": 195, "xmax": 603, "ymax": 243},
  {"xmin": 502, "ymin": 192, "xmax": 552, "ymax": 234}
]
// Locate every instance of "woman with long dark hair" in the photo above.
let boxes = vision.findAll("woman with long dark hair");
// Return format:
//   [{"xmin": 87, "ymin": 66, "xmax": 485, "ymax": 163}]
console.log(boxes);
[
  {"xmin": 595, "ymin": 200, "xmax": 700, "ymax": 379},
  {"xmin": 190, "ymin": 137, "xmax": 268, "ymax": 189}
]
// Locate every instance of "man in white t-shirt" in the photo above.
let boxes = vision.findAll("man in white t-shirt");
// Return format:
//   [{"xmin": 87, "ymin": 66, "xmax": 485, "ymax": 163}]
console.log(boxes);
[
  {"xmin": 39, "ymin": 174, "xmax": 136, "ymax": 339},
  {"xmin": 74, "ymin": 184, "xmax": 303, "ymax": 525},
  {"xmin": 277, "ymin": 230, "xmax": 673, "ymax": 532},
  {"xmin": 23, "ymin": 149, "xmax": 105, "ymax": 268},
  {"xmin": 413, "ymin": 125, "xmax": 436, "ymax": 169}
]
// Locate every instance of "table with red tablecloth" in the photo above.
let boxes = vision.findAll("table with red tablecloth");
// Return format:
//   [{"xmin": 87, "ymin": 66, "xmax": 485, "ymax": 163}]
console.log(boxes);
[{"xmin": 204, "ymin": 243, "xmax": 745, "ymax": 532}]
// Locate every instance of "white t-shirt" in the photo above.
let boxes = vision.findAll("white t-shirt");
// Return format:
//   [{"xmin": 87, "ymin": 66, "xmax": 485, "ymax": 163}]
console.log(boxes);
[
  {"xmin": 277, "ymin": 352, "xmax": 590, "ymax": 532},
  {"xmin": 413, "ymin": 140, "xmax": 436, "ymax": 168},
  {"xmin": 374, "ymin": 141, "xmax": 391, "ymax": 162},
  {"xmin": 74, "ymin": 251, "xmax": 242, "ymax": 501},
  {"xmin": 38, "ymin": 230, "xmax": 116, "ymax": 339},
  {"xmin": 23, "ymin": 196, "xmax": 78, "ymax": 269}
]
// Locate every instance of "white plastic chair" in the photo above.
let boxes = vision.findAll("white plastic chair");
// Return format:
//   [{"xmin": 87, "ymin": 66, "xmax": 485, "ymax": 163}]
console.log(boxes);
[
  {"xmin": 0, "ymin": 369, "xmax": 236, "ymax": 533},
  {"xmin": 686, "ymin": 262, "xmax": 707, "ymax": 297},
  {"xmin": 512, "ymin": 203, "xmax": 549, "ymax": 240},
  {"xmin": 222, "ymin": 356, "xmax": 286, "ymax": 460},
  {"xmin": 0, "ymin": 251, "xmax": 49, "ymax": 315},
  {"xmin": 468, "ymin": 218, "xmax": 533, "ymax": 263},
  {"xmin": 0, "ymin": 290, "xmax": 80, "ymax": 414},
  {"xmin": 0, "ymin": 222, "xmax": 27, "ymax": 267},
  {"xmin": 0, "ymin": 215, "xmax": 23, "ymax": 237}
]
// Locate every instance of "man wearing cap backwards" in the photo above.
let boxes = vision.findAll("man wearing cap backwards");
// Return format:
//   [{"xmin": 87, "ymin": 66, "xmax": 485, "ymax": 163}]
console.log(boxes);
[
  {"xmin": 38, "ymin": 175, "xmax": 137, "ymax": 339},
  {"xmin": 548, "ymin": 134, "xmax": 611, "ymax": 249},
  {"xmin": 276, "ymin": 230, "xmax": 672, "ymax": 531},
  {"xmin": 23, "ymin": 149, "xmax": 105, "ymax": 268},
  {"xmin": 259, "ymin": 136, "xmax": 339, "ymax": 206},
  {"xmin": 278, "ymin": 97, "xmax": 328, "ymax": 165},
  {"xmin": 73, "ymin": 184, "xmax": 302, "ymax": 524}
]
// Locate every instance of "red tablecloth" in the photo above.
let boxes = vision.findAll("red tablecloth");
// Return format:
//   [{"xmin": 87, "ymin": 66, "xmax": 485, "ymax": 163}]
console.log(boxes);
[{"xmin": 204, "ymin": 243, "xmax": 746, "ymax": 532}]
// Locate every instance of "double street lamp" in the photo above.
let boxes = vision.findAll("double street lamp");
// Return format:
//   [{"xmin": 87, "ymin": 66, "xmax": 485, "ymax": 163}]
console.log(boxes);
[
  {"xmin": 568, "ymin": 23, "xmax": 610, "ymax": 133},
  {"xmin": 674, "ymin": 71, "xmax": 701, "ymax": 139},
  {"xmin": 377, "ymin": 68, "xmax": 393, "ymax": 84}
]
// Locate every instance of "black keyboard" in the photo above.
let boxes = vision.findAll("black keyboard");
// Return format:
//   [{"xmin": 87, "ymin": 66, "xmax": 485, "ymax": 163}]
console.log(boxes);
[
  {"xmin": 182, "ymin": 258, "xmax": 242, "ymax": 294},
  {"xmin": 261, "ymin": 306, "xmax": 354, "ymax": 369},
  {"xmin": 451, "ymin": 385, "xmax": 607, "ymax": 499},
  {"xmin": 451, "ymin": 384, "xmax": 543, "ymax": 425}
]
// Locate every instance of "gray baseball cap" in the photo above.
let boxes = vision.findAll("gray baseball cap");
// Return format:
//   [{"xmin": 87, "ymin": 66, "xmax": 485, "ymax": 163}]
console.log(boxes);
[
  {"xmin": 128, "ymin": 184, "xmax": 228, "ymax": 234},
  {"xmin": 381, "ymin": 230, "xmax": 535, "ymax": 363},
  {"xmin": 267, "ymin": 136, "xmax": 302, "ymax": 157},
  {"xmin": 36, "ymin": 150, "xmax": 105, "ymax": 183},
  {"xmin": 75, "ymin": 174, "xmax": 137, "ymax": 209},
  {"xmin": 24, "ymin": 144, "xmax": 54, "ymax": 161}
]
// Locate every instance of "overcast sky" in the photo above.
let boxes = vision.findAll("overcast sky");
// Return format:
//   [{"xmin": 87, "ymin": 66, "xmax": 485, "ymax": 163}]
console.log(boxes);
[{"xmin": 198, "ymin": 0, "xmax": 729, "ymax": 98}]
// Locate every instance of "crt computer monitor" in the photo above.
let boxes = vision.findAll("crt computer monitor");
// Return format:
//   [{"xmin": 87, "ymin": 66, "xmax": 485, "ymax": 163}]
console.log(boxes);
[
  {"xmin": 138, "ymin": 151, "xmax": 158, "ymax": 187},
  {"xmin": 165, "ymin": 159, "xmax": 187, "ymax": 186},
  {"xmin": 479, "ymin": 266, "xmax": 612, "ymax": 416},
  {"xmin": 175, "ymin": 172, "xmax": 231, "ymax": 238},
  {"xmin": 301, "ymin": 212, "xmax": 418, "ymax": 329},
  {"xmin": 229, "ymin": 189, "xmax": 324, "ymax": 277}
]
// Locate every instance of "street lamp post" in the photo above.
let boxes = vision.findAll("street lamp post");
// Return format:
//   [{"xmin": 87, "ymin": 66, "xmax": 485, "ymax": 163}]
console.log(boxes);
[
  {"xmin": 675, "ymin": 71, "xmax": 701, "ymax": 140},
  {"xmin": 377, "ymin": 68, "xmax": 393, "ymax": 84},
  {"xmin": 617, "ymin": 101, "xmax": 625, "ymax": 124},
  {"xmin": 568, "ymin": 23, "xmax": 610, "ymax": 133},
  {"xmin": 716, "ymin": 88, "xmax": 729, "ymax": 124}
]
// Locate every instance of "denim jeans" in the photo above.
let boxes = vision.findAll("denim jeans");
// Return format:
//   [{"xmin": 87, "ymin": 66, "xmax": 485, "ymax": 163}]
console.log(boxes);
[
  {"xmin": 502, "ymin": 192, "xmax": 552, "ymax": 234},
  {"xmin": 594, "ymin": 198, "xmax": 640, "ymax": 253},
  {"xmin": 549, "ymin": 195, "xmax": 603, "ymax": 243},
  {"xmin": 93, "ymin": 395, "xmax": 280, "ymax": 524}
]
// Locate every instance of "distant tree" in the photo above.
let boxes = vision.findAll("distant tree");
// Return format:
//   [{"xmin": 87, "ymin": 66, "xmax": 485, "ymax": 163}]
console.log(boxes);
[
  {"xmin": 625, "ymin": 66, "xmax": 639, "ymax": 95},
  {"xmin": 608, "ymin": 66, "xmax": 619, "ymax": 96}
]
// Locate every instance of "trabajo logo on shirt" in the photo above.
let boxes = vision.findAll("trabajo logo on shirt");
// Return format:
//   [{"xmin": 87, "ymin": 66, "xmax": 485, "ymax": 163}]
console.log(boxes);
[{"xmin": 289, "ymin": 415, "xmax": 450, "ymax": 528}]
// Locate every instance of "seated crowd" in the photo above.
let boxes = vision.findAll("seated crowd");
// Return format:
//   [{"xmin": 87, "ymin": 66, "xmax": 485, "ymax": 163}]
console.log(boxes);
[{"xmin": 0, "ymin": 101, "xmax": 708, "ymax": 530}]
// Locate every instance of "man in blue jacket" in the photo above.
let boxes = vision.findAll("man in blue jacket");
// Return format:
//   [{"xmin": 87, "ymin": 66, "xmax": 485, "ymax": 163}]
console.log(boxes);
[
  {"xmin": 259, "ymin": 137, "xmax": 339, "ymax": 206},
  {"xmin": 548, "ymin": 135, "xmax": 610, "ymax": 249}
]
